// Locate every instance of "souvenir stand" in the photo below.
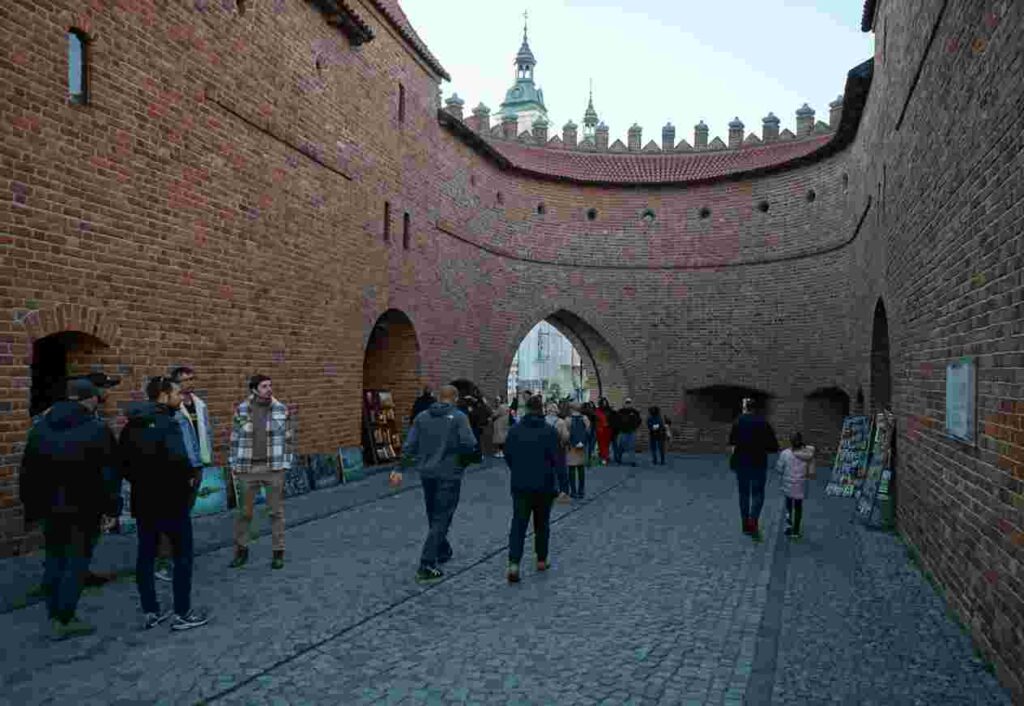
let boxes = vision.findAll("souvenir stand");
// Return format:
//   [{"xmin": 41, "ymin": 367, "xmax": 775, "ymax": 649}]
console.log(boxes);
[
  {"xmin": 855, "ymin": 410, "xmax": 896, "ymax": 525},
  {"xmin": 825, "ymin": 415, "xmax": 871, "ymax": 497},
  {"xmin": 362, "ymin": 389, "xmax": 401, "ymax": 466}
]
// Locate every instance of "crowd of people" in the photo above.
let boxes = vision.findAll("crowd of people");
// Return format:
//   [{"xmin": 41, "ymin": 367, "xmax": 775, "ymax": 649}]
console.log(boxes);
[
  {"xmin": 19, "ymin": 372, "xmax": 817, "ymax": 634},
  {"xmin": 19, "ymin": 368, "xmax": 295, "ymax": 638}
]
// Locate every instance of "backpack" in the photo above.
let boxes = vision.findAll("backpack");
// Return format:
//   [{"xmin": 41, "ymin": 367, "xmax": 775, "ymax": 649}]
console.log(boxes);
[{"xmin": 569, "ymin": 415, "xmax": 587, "ymax": 448}]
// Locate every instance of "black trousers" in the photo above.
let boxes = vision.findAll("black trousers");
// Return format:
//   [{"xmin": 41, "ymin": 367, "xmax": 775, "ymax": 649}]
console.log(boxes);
[
  {"xmin": 785, "ymin": 497, "xmax": 804, "ymax": 533},
  {"xmin": 568, "ymin": 465, "xmax": 586, "ymax": 496},
  {"xmin": 508, "ymin": 491, "xmax": 555, "ymax": 564}
]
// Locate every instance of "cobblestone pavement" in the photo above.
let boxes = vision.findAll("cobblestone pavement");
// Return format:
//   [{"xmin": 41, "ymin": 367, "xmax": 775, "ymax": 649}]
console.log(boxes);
[{"xmin": 0, "ymin": 455, "xmax": 1012, "ymax": 705}]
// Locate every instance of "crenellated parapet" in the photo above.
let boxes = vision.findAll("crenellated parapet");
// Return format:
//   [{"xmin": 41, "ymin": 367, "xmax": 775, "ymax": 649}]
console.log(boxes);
[{"xmin": 451, "ymin": 95, "xmax": 844, "ymax": 154}]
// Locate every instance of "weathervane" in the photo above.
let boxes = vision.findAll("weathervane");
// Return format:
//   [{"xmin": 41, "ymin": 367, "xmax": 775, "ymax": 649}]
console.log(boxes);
[{"xmin": 523, "ymin": 9, "xmax": 528, "ymax": 40}]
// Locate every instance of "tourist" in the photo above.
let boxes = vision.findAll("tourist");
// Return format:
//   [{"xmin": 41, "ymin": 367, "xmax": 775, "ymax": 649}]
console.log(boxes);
[
  {"xmin": 544, "ymin": 402, "xmax": 571, "ymax": 503},
  {"xmin": 647, "ymin": 406, "xmax": 669, "ymax": 466},
  {"xmin": 727, "ymin": 397, "xmax": 780, "ymax": 542},
  {"xmin": 391, "ymin": 384, "xmax": 478, "ymax": 584},
  {"xmin": 228, "ymin": 374, "xmax": 295, "ymax": 570},
  {"xmin": 775, "ymin": 431, "xmax": 816, "ymax": 538},
  {"xmin": 18, "ymin": 377, "xmax": 121, "ymax": 639},
  {"xmin": 565, "ymin": 402, "xmax": 591, "ymax": 499},
  {"xmin": 491, "ymin": 395, "xmax": 510, "ymax": 458},
  {"xmin": 120, "ymin": 376, "xmax": 208, "ymax": 631},
  {"xmin": 615, "ymin": 398, "xmax": 642, "ymax": 467},
  {"xmin": 581, "ymin": 401, "xmax": 598, "ymax": 467},
  {"xmin": 411, "ymin": 386, "xmax": 436, "ymax": 422},
  {"xmin": 595, "ymin": 398, "xmax": 614, "ymax": 466},
  {"xmin": 503, "ymin": 395, "xmax": 563, "ymax": 583}
]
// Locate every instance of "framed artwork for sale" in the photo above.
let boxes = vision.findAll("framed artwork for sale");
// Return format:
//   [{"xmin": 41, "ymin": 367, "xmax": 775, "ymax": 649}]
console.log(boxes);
[{"xmin": 945, "ymin": 357, "xmax": 976, "ymax": 445}]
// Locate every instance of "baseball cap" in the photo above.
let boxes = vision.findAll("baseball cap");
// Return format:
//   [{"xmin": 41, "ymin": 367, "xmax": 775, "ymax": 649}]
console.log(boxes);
[
  {"xmin": 68, "ymin": 372, "xmax": 121, "ymax": 388},
  {"xmin": 625, "ymin": 397, "xmax": 633, "ymax": 404},
  {"xmin": 67, "ymin": 377, "xmax": 103, "ymax": 401}
]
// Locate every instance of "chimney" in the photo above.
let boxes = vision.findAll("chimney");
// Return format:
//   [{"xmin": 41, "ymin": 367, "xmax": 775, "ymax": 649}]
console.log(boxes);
[
  {"xmin": 471, "ymin": 103, "xmax": 491, "ymax": 134},
  {"xmin": 627, "ymin": 123, "xmax": 642, "ymax": 151},
  {"xmin": 796, "ymin": 103, "xmax": 815, "ymax": 137},
  {"xmin": 762, "ymin": 112, "xmax": 780, "ymax": 142},
  {"xmin": 829, "ymin": 95, "xmax": 843, "ymax": 130},
  {"xmin": 662, "ymin": 122, "xmax": 675, "ymax": 151},
  {"xmin": 595, "ymin": 122, "xmax": 609, "ymax": 150},
  {"xmin": 501, "ymin": 113, "xmax": 518, "ymax": 140},
  {"xmin": 444, "ymin": 93, "xmax": 464, "ymax": 121},
  {"xmin": 563, "ymin": 120, "xmax": 578, "ymax": 148},
  {"xmin": 694, "ymin": 120, "xmax": 709, "ymax": 150},
  {"xmin": 532, "ymin": 115, "xmax": 549, "ymax": 143},
  {"xmin": 728, "ymin": 117, "xmax": 744, "ymax": 149}
]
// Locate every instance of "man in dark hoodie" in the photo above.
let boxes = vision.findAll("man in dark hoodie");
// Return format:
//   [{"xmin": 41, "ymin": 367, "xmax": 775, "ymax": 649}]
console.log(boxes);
[
  {"xmin": 615, "ymin": 398, "xmax": 643, "ymax": 467},
  {"xmin": 120, "ymin": 376, "xmax": 208, "ymax": 631},
  {"xmin": 391, "ymin": 384, "xmax": 478, "ymax": 584},
  {"xmin": 18, "ymin": 377, "xmax": 120, "ymax": 639},
  {"xmin": 503, "ymin": 395, "xmax": 565, "ymax": 583},
  {"xmin": 411, "ymin": 386, "xmax": 435, "ymax": 422},
  {"xmin": 727, "ymin": 397, "xmax": 780, "ymax": 542}
]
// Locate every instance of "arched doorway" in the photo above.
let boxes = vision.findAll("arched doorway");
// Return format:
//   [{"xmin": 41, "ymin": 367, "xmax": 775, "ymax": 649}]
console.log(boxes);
[
  {"xmin": 803, "ymin": 387, "xmax": 851, "ymax": 462},
  {"xmin": 30, "ymin": 331, "xmax": 111, "ymax": 418},
  {"xmin": 361, "ymin": 309, "xmax": 420, "ymax": 466},
  {"xmin": 682, "ymin": 384, "xmax": 774, "ymax": 451},
  {"xmin": 870, "ymin": 299, "xmax": 892, "ymax": 413}
]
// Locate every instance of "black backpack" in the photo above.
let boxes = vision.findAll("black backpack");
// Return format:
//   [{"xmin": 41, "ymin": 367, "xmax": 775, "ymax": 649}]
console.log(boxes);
[{"xmin": 569, "ymin": 415, "xmax": 588, "ymax": 448}]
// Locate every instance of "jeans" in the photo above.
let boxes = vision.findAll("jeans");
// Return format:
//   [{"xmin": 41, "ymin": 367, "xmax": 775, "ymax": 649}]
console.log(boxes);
[
  {"xmin": 136, "ymin": 513, "xmax": 194, "ymax": 616},
  {"xmin": 42, "ymin": 518, "xmax": 98, "ymax": 623},
  {"xmin": 736, "ymin": 467, "xmax": 768, "ymax": 522},
  {"xmin": 650, "ymin": 437, "xmax": 666, "ymax": 464},
  {"xmin": 568, "ymin": 465, "xmax": 586, "ymax": 497},
  {"xmin": 419, "ymin": 477, "xmax": 462, "ymax": 569},
  {"xmin": 508, "ymin": 492, "xmax": 555, "ymax": 564},
  {"xmin": 616, "ymin": 431, "xmax": 637, "ymax": 465},
  {"xmin": 233, "ymin": 466, "xmax": 286, "ymax": 552}
]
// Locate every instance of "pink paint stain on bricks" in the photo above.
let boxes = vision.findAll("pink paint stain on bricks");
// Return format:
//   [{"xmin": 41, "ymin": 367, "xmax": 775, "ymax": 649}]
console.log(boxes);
[{"xmin": 11, "ymin": 115, "xmax": 41, "ymax": 132}]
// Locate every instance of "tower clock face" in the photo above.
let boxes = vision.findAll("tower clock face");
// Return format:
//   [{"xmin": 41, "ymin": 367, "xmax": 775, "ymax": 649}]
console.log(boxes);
[{"xmin": 511, "ymin": 88, "xmax": 522, "ymax": 98}]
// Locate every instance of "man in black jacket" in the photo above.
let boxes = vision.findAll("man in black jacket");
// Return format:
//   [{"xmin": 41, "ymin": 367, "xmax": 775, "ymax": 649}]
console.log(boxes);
[
  {"xmin": 727, "ymin": 397, "xmax": 780, "ymax": 542},
  {"xmin": 502, "ymin": 395, "xmax": 565, "ymax": 583},
  {"xmin": 119, "ymin": 376, "xmax": 208, "ymax": 631},
  {"xmin": 18, "ymin": 378, "xmax": 120, "ymax": 639},
  {"xmin": 614, "ymin": 398, "xmax": 643, "ymax": 467}
]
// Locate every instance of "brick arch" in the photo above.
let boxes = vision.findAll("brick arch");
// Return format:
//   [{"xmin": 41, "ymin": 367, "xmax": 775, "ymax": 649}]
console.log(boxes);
[
  {"xmin": 870, "ymin": 297, "xmax": 891, "ymax": 413},
  {"xmin": 361, "ymin": 308, "xmax": 423, "ymax": 433},
  {"xmin": 19, "ymin": 303, "xmax": 122, "ymax": 350}
]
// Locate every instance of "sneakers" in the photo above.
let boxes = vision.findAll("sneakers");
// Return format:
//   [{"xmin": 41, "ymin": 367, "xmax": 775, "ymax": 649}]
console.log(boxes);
[
  {"xmin": 155, "ymin": 564, "xmax": 172, "ymax": 582},
  {"xmin": 271, "ymin": 551, "xmax": 284, "ymax": 570},
  {"xmin": 750, "ymin": 519, "xmax": 763, "ymax": 542},
  {"xmin": 171, "ymin": 610, "xmax": 209, "ymax": 631},
  {"xmin": 536, "ymin": 559, "xmax": 549, "ymax": 572},
  {"xmin": 143, "ymin": 609, "xmax": 173, "ymax": 630},
  {"xmin": 52, "ymin": 617, "xmax": 95, "ymax": 639},
  {"xmin": 415, "ymin": 567, "xmax": 444, "ymax": 584},
  {"xmin": 507, "ymin": 562, "xmax": 520, "ymax": 583},
  {"xmin": 228, "ymin": 547, "xmax": 248, "ymax": 569},
  {"xmin": 742, "ymin": 518, "xmax": 753, "ymax": 535},
  {"xmin": 557, "ymin": 492, "xmax": 571, "ymax": 504}
]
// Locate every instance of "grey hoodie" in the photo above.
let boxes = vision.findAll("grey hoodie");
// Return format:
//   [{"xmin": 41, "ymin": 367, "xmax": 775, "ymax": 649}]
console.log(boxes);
[{"xmin": 402, "ymin": 402, "xmax": 479, "ymax": 480}]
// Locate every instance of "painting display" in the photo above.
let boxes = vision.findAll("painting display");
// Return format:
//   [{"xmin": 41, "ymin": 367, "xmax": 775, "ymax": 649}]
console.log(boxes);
[
  {"xmin": 363, "ymin": 389, "xmax": 402, "ymax": 466},
  {"xmin": 855, "ymin": 410, "xmax": 896, "ymax": 520},
  {"xmin": 825, "ymin": 415, "xmax": 870, "ymax": 497}
]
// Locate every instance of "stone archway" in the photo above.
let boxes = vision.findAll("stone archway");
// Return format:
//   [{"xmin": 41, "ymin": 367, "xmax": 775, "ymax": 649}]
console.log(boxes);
[
  {"xmin": 504, "ymin": 308, "xmax": 632, "ymax": 410},
  {"xmin": 870, "ymin": 299, "xmax": 892, "ymax": 414},
  {"xmin": 361, "ymin": 309, "xmax": 422, "ymax": 459}
]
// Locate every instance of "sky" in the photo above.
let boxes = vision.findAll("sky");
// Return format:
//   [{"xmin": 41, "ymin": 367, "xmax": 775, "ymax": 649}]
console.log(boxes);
[{"xmin": 401, "ymin": 0, "xmax": 875, "ymax": 144}]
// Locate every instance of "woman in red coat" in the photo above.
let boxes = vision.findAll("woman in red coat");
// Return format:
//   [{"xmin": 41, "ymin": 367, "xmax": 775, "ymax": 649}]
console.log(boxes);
[{"xmin": 595, "ymin": 397, "xmax": 614, "ymax": 466}]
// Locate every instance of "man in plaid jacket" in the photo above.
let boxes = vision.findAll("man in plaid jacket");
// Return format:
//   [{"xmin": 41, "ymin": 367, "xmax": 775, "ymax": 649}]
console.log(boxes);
[{"xmin": 228, "ymin": 374, "xmax": 295, "ymax": 570}]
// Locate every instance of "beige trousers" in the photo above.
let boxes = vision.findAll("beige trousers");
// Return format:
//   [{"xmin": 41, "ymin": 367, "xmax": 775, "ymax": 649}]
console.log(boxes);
[{"xmin": 233, "ymin": 465, "xmax": 286, "ymax": 552}]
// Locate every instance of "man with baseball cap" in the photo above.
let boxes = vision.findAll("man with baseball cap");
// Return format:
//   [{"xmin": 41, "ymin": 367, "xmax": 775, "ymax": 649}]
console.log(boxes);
[{"xmin": 19, "ymin": 377, "xmax": 121, "ymax": 639}]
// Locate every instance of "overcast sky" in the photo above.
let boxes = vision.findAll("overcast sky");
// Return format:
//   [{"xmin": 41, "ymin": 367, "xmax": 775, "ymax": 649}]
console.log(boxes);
[{"xmin": 402, "ymin": 0, "xmax": 875, "ymax": 145}]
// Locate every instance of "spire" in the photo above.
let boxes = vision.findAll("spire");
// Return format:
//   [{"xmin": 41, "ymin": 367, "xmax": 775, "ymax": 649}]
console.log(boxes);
[
  {"xmin": 515, "ymin": 9, "xmax": 536, "ymax": 74},
  {"xmin": 583, "ymin": 80, "xmax": 599, "ymax": 133}
]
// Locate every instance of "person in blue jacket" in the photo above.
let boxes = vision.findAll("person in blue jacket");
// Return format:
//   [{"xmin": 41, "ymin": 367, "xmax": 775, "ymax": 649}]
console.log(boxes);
[
  {"xmin": 502, "ymin": 395, "xmax": 566, "ymax": 583},
  {"xmin": 393, "ymin": 384, "xmax": 478, "ymax": 584}
]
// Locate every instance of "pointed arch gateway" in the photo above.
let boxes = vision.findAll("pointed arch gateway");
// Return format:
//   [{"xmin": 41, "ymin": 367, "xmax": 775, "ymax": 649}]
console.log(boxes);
[
  {"xmin": 361, "ymin": 308, "xmax": 422, "ymax": 465},
  {"xmin": 870, "ymin": 298, "xmax": 892, "ymax": 413}
]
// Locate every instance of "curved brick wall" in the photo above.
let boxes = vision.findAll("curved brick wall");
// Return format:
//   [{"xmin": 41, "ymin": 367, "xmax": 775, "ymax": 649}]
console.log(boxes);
[{"xmin": 0, "ymin": 1, "xmax": 1020, "ymax": 696}]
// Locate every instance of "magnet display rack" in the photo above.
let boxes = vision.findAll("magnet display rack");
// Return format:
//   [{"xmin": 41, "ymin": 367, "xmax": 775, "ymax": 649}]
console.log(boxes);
[{"xmin": 363, "ymin": 389, "xmax": 401, "ymax": 466}]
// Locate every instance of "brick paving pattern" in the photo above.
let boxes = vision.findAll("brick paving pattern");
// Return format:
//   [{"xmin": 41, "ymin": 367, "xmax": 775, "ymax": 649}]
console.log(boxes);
[{"xmin": 0, "ymin": 455, "xmax": 1010, "ymax": 705}]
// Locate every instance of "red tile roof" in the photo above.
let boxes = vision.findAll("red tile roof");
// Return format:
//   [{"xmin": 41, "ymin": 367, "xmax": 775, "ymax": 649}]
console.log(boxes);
[
  {"xmin": 368, "ymin": 0, "xmax": 450, "ymax": 80},
  {"xmin": 478, "ymin": 134, "xmax": 833, "ymax": 185}
]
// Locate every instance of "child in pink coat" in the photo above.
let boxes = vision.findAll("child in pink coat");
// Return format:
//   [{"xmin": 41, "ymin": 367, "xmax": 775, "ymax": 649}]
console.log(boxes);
[{"xmin": 775, "ymin": 432, "xmax": 816, "ymax": 538}]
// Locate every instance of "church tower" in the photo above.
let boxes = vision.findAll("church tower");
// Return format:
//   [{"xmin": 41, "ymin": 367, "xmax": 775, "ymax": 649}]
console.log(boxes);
[{"xmin": 495, "ymin": 12, "xmax": 548, "ymax": 137}]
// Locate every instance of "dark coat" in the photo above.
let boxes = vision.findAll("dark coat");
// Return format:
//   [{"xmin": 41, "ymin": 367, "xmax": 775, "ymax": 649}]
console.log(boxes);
[
  {"xmin": 411, "ymin": 393, "xmax": 435, "ymax": 422},
  {"xmin": 19, "ymin": 401, "xmax": 121, "ymax": 524},
  {"xmin": 647, "ymin": 414, "xmax": 670, "ymax": 440},
  {"xmin": 728, "ymin": 413, "xmax": 780, "ymax": 471},
  {"xmin": 503, "ymin": 413, "xmax": 565, "ymax": 494},
  {"xmin": 118, "ymin": 401, "xmax": 195, "ymax": 520},
  {"xmin": 617, "ymin": 406, "xmax": 642, "ymax": 433}
]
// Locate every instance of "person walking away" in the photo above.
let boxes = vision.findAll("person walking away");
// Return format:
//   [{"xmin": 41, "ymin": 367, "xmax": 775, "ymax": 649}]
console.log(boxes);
[
  {"xmin": 566, "ymin": 403, "xmax": 591, "ymax": 499},
  {"xmin": 411, "ymin": 386, "xmax": 435, "ymax": 423},
  {"xmin": 581, "ymin": 402, "xmax": 598, "ymax": 468},
  {"xmin": 491, "ymin": 395, "xmax": 510, "ymax": 458},
  {"xmin": 503, "ymin": 395, "xmax": 564, "ymax": 583},
  {"xmin": 647, "ymin": 406, "xmax": 669, "ymax": 466},
  {"xmin": 775, "ymin": 432, "xmax": 816, "ymax": 538},
  {"xmin": 595, "ymin": 398, "xmax": 614, "ymax": 466},
  {"xmin": 229, "ymin": 374, "xmax": 295, "ymax": 570},
  {"xmin": 727, "ymin": 398, "xmax": 780, "ymax": 542},
  {"xmin": 615, "ymin": 399, "xmax": 642, "ymax": 467},
  {"xmin": 391, "ymin": 385, "xmax": 478, "ymax": 583},
  {"xmin": 544, "ymin": 403, "xmax": 571, "ymax": 503},
  {"xmin": 18, "ymin": 378, "xmax": 121, "ymax": 639},
  {"xmin": 120, "ymin": 376, "xmax": 208, "ymax": 631}
]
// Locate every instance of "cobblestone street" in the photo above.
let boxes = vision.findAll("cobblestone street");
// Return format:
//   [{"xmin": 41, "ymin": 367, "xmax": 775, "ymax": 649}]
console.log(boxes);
[{"xmin": 0, "ymin": 456, "xmax": 1012, "ymax": 705}]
